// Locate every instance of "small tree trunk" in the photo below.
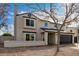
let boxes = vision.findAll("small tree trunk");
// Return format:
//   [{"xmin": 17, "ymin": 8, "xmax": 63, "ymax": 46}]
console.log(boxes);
[
  {"xmin": 54, "ymin": 30, "xmax": 60, "ymax": 56},
  {"xmin": 56, "ymin": 30, "xmax": 60, "ymax": 52}
]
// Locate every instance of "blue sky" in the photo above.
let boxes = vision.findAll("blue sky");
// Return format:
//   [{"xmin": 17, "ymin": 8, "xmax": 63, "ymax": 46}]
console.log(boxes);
[
  {"xmin": 0, "ymin": 3, "xmax": 64, "ymax": 35},
  {"xmin": 7, "ymin": 3, "xmax": 64, "ymax": 25}
]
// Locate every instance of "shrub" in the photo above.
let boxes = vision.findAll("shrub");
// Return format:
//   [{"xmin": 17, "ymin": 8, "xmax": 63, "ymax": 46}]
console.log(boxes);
[{"xmin": 2, "ymin": 33, "xmax": 12, "ymax": 36}]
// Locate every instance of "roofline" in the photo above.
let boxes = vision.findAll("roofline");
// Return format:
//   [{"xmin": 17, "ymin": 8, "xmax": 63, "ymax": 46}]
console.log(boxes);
[
  {"xmin": 16, "ymin": 13, "xmax": 62, "ymax": 25},
  {"xmin": 67, "ymin": 27, "xmax": 79, "ymax": 29},
  {"xmin": 40, "ymin": 28, "xmax": 64, "ymax": 31},
  {"xmin": 16, "ymin": 13, "xmax": 31, "ymax": 16},
  {"xmin": 60, "ymin": 32, "xmax": 74, "ymax": 34}
]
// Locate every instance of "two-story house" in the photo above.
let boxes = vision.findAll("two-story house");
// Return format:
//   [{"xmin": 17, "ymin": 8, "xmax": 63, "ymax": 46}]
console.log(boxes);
[{"xmin": 4, "ymin": 13, "xmax": 76, "ymax": 47}]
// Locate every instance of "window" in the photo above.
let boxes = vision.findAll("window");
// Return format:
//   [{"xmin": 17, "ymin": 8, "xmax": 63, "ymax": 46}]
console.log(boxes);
[
  {"xmin": 70, "ymin": 30, "xmax": 72, "ymax": 32},
  {"xmin": 30, "ymin": 20, "xmax": 34, "ymax": 26},
  {"xmin": 44, "ymin": 22, "xmax": 48, "ymax": 27},
  {"xmin": 26, "ymin": 19, "xmax": 30, "ymax": 26},
  {"xmin": 30, "ymin": 34, "xmax": 34, "ymax": 41},
  {"xmin": 26, "ymin": 34, "xmax": 30, "ymax": 41},
  {"xmin": 26, "ymin": 19, "xmax": 34, "ymax": 27},
  {"xmin": 26, "ymin": 33, "xmax": 35, "ymax": 41}
]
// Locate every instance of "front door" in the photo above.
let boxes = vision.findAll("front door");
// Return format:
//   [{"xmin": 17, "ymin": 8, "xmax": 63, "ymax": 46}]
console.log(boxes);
[{"xmin": 48, "ymin": 33, "xmax": 54, "ymax": 45}]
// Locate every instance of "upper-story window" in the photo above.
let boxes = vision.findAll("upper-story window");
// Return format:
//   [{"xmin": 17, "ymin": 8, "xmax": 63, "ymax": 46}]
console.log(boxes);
[
  {"xmin": 44, "ymin": 22, "xmax": 48, "ymax": 27},
  {"xmin": 26, "ymin": 19, "xmax": 34, "ymax": 27},
  {"xmin": 70, "ymin": 30, "xmax": 72, "ymax": 32}
]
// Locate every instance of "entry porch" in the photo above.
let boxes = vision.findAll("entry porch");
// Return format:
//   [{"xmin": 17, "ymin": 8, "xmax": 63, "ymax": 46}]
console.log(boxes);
[{"xmin": 41, "ymin": 28, "xmax": 75, "ymax": 45}]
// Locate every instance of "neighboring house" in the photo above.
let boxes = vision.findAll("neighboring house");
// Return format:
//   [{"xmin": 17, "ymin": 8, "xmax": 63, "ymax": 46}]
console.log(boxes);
[{"xmin": 4, "ymin": 13, "xmax": 78, "ymax": 47}]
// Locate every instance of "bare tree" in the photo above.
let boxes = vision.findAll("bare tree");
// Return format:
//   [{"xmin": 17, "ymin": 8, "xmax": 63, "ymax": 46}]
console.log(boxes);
[
  {"xmin": 0, "ymin": 3, "xmax": 10, "ymax": 29},
  {"xmin": 26, "ymin": 3, "xmax": 79, "ymax": 54}
]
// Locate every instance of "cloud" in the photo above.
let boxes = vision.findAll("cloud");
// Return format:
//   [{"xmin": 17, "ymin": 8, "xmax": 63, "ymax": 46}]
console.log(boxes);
[
  {"xmin": 68, "ymin": 22, "xmax": 78, "ymax": 27},
  {"xmin": 33, "ymin": 11, "xmax": 65, "ymax": 23},
  {"xmin": 0, "ymin": 27, "xmax": 7, "ymax": 36},
  {"xmin": 7, "ymin": 24, "xmax": 14, "ymax": 35},
  {"xmin": 0, "ymin": 24, "xmax": 14, "ymax": 36},
  {"xmin": 0, "ymin": 30, "xmax": 4, "ymax": 36},
  {"xmin": 19, "ymin": 11, "xmax": 26, "ymax": 14}
]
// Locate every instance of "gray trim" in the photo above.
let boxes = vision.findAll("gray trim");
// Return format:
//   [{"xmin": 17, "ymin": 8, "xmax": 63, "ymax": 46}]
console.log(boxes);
[
  {"xmin": 22, "ymin": 16, "xmax": 36, "ymax": 19},
  {"xmin": 23, "ymin": 27, "xmax": 36, "ymax": 29},
  {"xmin": 40, "ymin": 28, "xmax": 64, "ymax": 31},
  {"xmin": 23, "ymin": 31, "xmax": 36, "ymax": 33}
]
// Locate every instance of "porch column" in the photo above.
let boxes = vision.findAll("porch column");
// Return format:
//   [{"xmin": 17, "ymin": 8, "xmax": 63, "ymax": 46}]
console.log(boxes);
[
  {"xmin": 55, "ymin": 33, "xmax": 58, "ymax": 44},
  {"xmin": 72, "ymin": 34, "xmax": 74, "ymax": 44},
  {"xmin": 44, "ymin": 32, "xmax": 48, "ymax": 45},
  {"xmin": 77, "ymin": 36, "xmax": 79, "ymax": 43}
]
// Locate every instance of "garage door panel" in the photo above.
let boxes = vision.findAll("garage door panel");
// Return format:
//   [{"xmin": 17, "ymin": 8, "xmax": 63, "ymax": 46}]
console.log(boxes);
[{"xmin": 60, "ymin": 35, "xmax": 72, "ymax": 44}]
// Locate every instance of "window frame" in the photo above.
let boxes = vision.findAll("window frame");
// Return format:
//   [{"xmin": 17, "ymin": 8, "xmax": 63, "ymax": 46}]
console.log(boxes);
[
  {"xmin": 30, "ymin": 20, "xmax": 34, "ymax": 26},
  {"xmin": 25, "ymin": 18, "xmax": 35, "ymax": 27},
  {"xmin": 24, "ymin": 33, "xmax": 36, "ymax": 41}
]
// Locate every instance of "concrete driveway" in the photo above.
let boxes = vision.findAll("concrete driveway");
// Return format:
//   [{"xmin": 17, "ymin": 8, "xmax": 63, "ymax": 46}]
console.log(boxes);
[{"xmin": 0, "ymin": 44, "xmax": 79, "ymax": 56}]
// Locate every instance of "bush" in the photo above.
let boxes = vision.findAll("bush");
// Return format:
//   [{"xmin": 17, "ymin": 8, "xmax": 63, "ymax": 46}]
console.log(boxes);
[{"xmin": 2, "ymin": 33, "xmax": 12, "ymax": 36}]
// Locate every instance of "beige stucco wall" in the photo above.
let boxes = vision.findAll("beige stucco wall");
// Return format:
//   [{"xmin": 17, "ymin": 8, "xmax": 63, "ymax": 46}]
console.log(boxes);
[
  {"xmin": 64, "ymin": 27, "xmax": 78, "ymax": 36},
  {"xmin": 15, "ymin": 14, "xmax": 65, "ymax": 44},
  {"xmin": 15, "ymin": 15, "xmax": 38, "ymax": 41},
  {"xmin": 4, "ymin": 41, "xmax": 46, "ymax": 47},
  {"xmin": 35, "ymin": 18, "xmax": 64, "ymax": 41},
  {"xmin": 15, "ymin": 15, "xmax": 24, "ymax": 41},
  {"xmin": 15, "ymin": 14, "xmax": 52, "ymax": 41}
]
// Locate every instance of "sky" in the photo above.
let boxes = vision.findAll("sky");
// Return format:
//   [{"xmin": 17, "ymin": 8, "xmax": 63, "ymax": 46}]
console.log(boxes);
[
  {"xmin": 0, "ymin": 3, "xmax": 78, "ymax": 36},
  {"xmin": 5, "ymin": 3, "xmax": 65, "ymax": 25},
  {"xmin": 0, "ymin": 3, "xmax": 65, "ymax": 36}
]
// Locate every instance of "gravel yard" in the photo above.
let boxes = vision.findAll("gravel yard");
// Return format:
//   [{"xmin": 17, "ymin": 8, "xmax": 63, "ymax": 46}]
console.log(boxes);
[{"xmin": 0, "ymin": 44, "xmax": 79, "ymax": 56}]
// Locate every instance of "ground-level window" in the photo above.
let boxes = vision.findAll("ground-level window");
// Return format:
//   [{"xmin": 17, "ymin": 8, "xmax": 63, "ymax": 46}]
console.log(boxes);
[{"xmin": 25, "ymin": 33, "xmax": 36, "ymax": 41}]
